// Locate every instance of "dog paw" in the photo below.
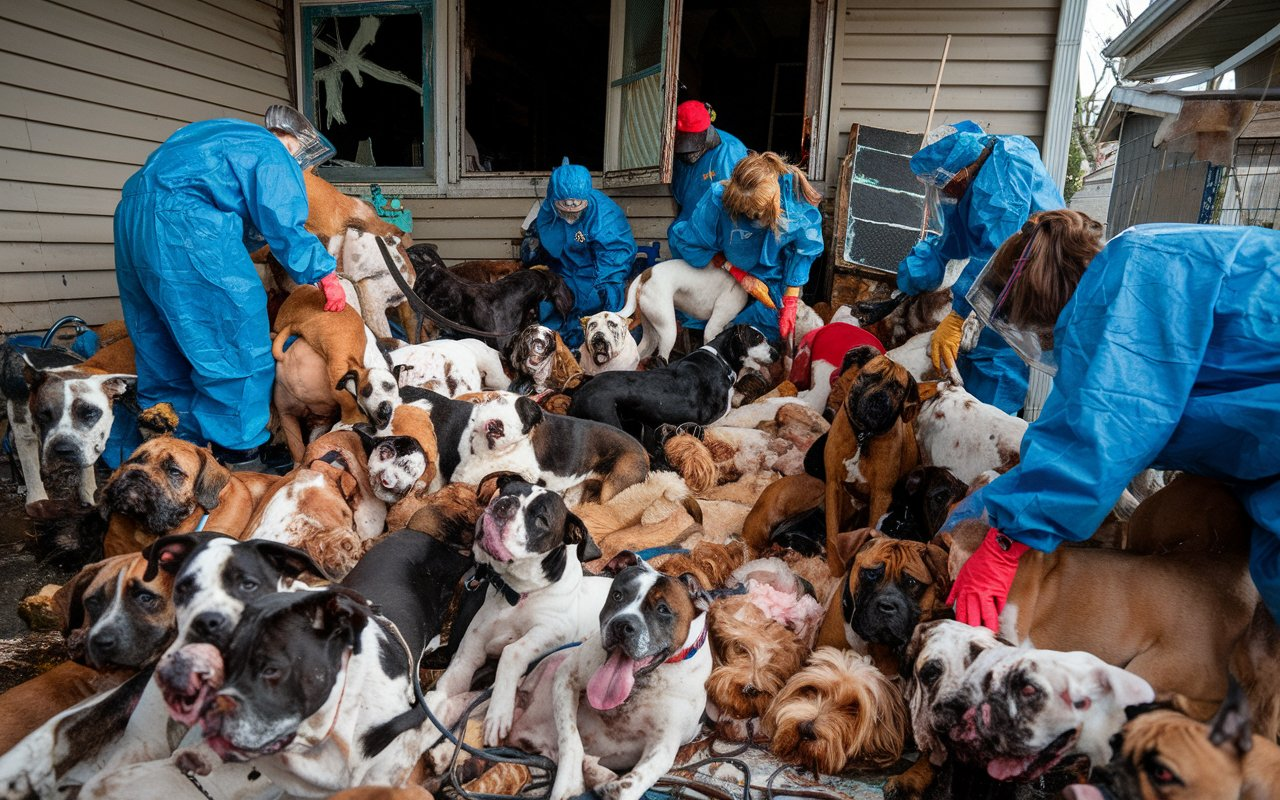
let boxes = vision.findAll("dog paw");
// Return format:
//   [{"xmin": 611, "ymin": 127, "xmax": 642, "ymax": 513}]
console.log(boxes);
[
  {"xmin": 24, "ymin": 499, "xmax": 66, "ymax": 520},
  {"xmin": 883, "ymin": 775, "xmax": 924, "ymax": 800},
  {"xmin": 483, "ymin": 701, "xmax": 513, "ymax": 747},
  {"xmin": 594, "ymin": 776, "xmax": 640, "ymax": 800},
  {"xmin": 171, "ymin": 746, "xmax": 216, "ymax": 776},
  {"xmin": 549, "ymin": 765, "xmax": 586, "ymax": 800}
]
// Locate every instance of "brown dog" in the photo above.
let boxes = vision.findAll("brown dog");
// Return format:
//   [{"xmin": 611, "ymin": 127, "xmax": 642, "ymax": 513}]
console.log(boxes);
[
  {"xmin": 272, "ymin": 284, "xmax": 400, "ymax": 461},
  {"xmin": 822, "ymin": 354, "xmax": 921, "ymax": 575},
  {"xmin": 707, "ymin": 595, "xmax": 809, "ymax": 742},
  {"xmin": 449, "ymin": 259, "xmax": 523, "ymax": 284},
  {"xmin": 816, "ymin": 528, "xmax": 951, "ymax": 677},
  {"xmin": 101, "ymin": 435, "xmax": 279, "ymax": 556},
  {"xmin": 742, "ymin": 474, "xmax": 825, "ymax": 553},
  {"xmin": 1062, "ymin": 681, "xmax": 1280, "ymax": 800}
]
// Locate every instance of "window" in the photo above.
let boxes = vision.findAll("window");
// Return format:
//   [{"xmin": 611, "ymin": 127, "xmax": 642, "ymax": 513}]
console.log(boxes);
[{"xmin": 301, "ymin": 1, "xmax": 435, "ymax": 182}]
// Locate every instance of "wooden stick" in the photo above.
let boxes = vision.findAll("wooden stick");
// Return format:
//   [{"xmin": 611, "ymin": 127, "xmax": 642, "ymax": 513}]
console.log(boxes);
[{"xmin": 919, "ymin": 34, "xmax": 953, "ymax": 240}]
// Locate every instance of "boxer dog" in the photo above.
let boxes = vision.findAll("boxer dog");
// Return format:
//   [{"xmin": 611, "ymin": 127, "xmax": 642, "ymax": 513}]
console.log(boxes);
[
  {"xmin": 815, "ymin": 528, "xmax": 951, "ymax": 676},
  {"xmin": 617, "ymin": 258, "xmax": 750, "ymax": 363},
  {"xmin": 1062, "ymin": 681, "xmax": 1280, "ymax": 800},
  {"xmin": 16, "ymin": 364, "xmax": 135, "ymax": 510},
  {"xmin": 101, "ymin": 435, "xmax": 279, "ymax": 555},
  {"xmin": 579, "ymin": 311, "xmax": 640, "ymax": 375},
  {"xmin": 506, "ymin": 324, "xmax": 582, "ymax": 394},
  {"xmin": 568, "ymin": 325, "xmax": 778, "ymax": 432},
  {"xmin": 819, "ymin": 354, "xmax": 920, "ymax": 575},
  {"xmin": 0, "ymin": 533, "xmax": 324, "ymax": 797},
  {"xmin": 426, "ymin": 478, "xmax": 605, "ymax": 747},
  {"xmin": 497, "ymin": 551, "xmax": 710, "ymax": 800}
]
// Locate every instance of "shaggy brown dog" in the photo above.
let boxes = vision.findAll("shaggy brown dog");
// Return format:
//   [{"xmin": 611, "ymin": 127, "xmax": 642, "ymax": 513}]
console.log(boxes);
[
  {"xmin": 656, "ymin": 540, "xmax": 750, "ymax": 591},
  {"xmin": 764, "ymin": 646, "xmax": 908, "ymax": 774},
  {"xmin": 707, "ymin": 596, "xmax": 809, "ymax": 742}
]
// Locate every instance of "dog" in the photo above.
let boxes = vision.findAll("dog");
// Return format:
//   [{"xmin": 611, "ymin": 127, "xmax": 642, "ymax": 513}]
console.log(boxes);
[
  {"xmin": 357, "ymin": 405, "xmax": 441, "ymax": 530},
  {"xmin": 579, "ymin": 311, "xmax": 641, "ymax": 375},
  {"xmin": 764, "ymin": 646, "xmax": 908, "ymax": 775},
  {"xmin": 914, "ymin": 381, "xmax": 1026, "ymax": 485},
  {"xmin": 818, "ymin": 354, "xmax": 921, "ymax": 574},
  {"xmin": 497, "ymin": 551, "xmax": 711, "ymax": 800},
  {"xmin": 425, "ymin": 478, "xmax": 606, "ymax": 747},
  {"xmin": 408, "ymin": 246, "xmax": 574, "ymax": 347},
  {"xmin": 389, "ymin": 338, "xmax": 509, "ymax": 397},
  {"xmin": 243, "ymin": 430, "xmax": 386, "ymax": 579},
  {"xmin": 506, "ymin": 324, "xmax": 583, "ymax": 394},
  {"xmin": 14, "ymin": 364, "xmax": 136, "ymax": 511},
  {"xmin": 878, "ymin": 466, "xmax": 969, "ymax": 542},
  {"xmin": 448, "ymin": 259, "xmax": 522, "ymax": 284},
  {"xmin": 1062, "ymin": 680, "xmax": 1280, "ymax": 800},
  {"xmin": 1, "ymin": 533, "xmax": 325, "ymax": 798},
  {"xmin": 272, "ymin": 284, "xmax": 401, "ymax": 461},
  {"xmin": 568, "ymin": 325, "xmax": 778, "ymax": 432},
  {"xmin": 0, "ymin": 551, "xmax": 175, "ymax": 754},
  {"xmin": 617, "ymin": 258, "xmax": 750, "ymax": 362},
  {"xmin": 815, "ymin": 528, "xmax": 952, "ymax": 676},
  {"xmin": 100, "ymin": 435, "xmax": 279, "ymax": 555},
  {"xmin": 787, "ymin": 322, "xmax": 886, "ymax": 412}
]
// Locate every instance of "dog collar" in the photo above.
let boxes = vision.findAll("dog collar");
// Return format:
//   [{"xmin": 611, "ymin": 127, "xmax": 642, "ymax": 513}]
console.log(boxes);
[
  {"xmin": 313, "ymin": 449, "xmax": 347, "ymax": 470},
  {"xmin": 467, "ymin": 563, "xmax": 524, "ymax": 607},
  {"xmin": 194, "ymin": 513, "xmax": 209, "ymax": 533},
  {"xmin": 664, "ymin": 613, "xmax": 708, "ymax": 664},
  {"xmin": 697, "ymin": 345, "xmax": 736, "ymax": 383}
]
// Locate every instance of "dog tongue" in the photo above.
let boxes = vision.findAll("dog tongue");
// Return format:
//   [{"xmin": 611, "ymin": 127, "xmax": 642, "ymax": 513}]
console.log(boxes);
[
  {"xmin": 594, "ymin": 352, "xmax": 609, "ymax": 364},
  {"xmin": 987, "ymin": 756, "xmax": 1035, "ymax": 782},
  {"xmin": 587, "ymin": 650, "xmax": 641, "ymax": 710}
]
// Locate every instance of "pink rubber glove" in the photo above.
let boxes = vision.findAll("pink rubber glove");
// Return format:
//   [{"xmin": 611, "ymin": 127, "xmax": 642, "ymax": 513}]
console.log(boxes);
[
  {"xmin": 779, "ymin": 295, "xmax": 799, "ymax": 340},
  {"xmin": 317, "ymin": 273, "xmax": 346, "ymax": 312},
  {"xmin": 947, "ymin": 527, "xmax": 1029, "ymax": 632}
]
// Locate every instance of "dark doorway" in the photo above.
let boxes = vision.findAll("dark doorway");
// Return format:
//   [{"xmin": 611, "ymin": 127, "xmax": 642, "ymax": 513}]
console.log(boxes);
[{"xmin": 678, "ymin": 0, "xmax": 811, "ymax": 163}]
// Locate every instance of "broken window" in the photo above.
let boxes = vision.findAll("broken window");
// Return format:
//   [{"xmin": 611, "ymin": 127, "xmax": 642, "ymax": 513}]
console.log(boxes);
[{"xmin": 301, "ymin": 1, "xmax": 434, "ymax": 181}]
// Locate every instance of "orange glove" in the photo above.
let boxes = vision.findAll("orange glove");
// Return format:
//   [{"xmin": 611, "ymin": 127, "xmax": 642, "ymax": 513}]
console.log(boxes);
[
  {"xmin": 711, "ymin": 253, "xmax": 777, "ymax": 310},
  {"xmin": 947, "ymin": 527, "xmax": 1029, "ymax": 632},
  {"xmin": 318, "ymin": 273, "xmax": 346, "ymax": 312},
  {"xmin": 779, "ymin": 295, "xmax": 799, "ymax": 340}
]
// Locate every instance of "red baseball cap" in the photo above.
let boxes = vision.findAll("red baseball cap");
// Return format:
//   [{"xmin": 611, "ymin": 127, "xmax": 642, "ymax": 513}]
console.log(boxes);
[{"xmin": 675, "ymin": 100, "xmax": 712, "ymax": 153}]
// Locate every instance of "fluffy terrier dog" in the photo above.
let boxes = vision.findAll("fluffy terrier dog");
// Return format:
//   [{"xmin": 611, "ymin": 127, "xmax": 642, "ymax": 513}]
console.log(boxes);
[
  {"xmin": 764, "ymin": 646, "xmax": 908, "ymax": 774},
  {"xmin": 707, "ymin": 596, "xmax": 809, "ymax": 742}
]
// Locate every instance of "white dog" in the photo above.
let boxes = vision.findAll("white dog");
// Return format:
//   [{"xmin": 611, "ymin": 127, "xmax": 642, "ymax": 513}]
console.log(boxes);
[
  {"xmin": 579, "ymin": 312, "xmax": 641, "ymax": 375},
  {"xmin": 617, "ymin": 259, "xmax": 749, "ymax": 362}
]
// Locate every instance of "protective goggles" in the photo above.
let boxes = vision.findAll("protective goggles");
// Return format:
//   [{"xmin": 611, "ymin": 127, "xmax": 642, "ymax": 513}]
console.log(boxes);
[
  {"xmin": 965, "ymin": 234, "xmax": 1059, "ymax": 376},
  {"xmin": 265, "ymin": 104, "xmax": 335, "ymax": 170}
]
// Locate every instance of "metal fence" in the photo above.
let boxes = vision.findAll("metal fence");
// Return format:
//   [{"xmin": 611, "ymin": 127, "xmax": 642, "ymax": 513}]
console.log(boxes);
[{"xmin": 1219, "ymin": 137, "xmax": 1280, "ymax": 229}]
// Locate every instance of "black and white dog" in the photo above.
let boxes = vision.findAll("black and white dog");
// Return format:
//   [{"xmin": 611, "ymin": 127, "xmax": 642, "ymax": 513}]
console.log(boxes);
[
  {"xmin": 567, "ymin": 325, "xmax": 778, "ymax": 432},
  {"xmin": 426, "ymin": 477, "xmax": 605, "ymax": 747}
]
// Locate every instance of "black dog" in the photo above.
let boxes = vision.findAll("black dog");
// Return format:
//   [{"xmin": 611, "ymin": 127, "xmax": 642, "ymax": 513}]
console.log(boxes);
[
  {"xmin": 407, "ymin": 244, "xmax": 574, "ymax": 348},
  {"xmin": 567, "ymin": 325, "xmax": 778, "ymax": 433},
  {"xmin": 880, "ymin": 466, "xmax": 969, "ymax": 543}
]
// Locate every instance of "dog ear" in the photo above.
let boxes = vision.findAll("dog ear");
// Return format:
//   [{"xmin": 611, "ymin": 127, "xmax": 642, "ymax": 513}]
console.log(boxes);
[
  {"xmin": 922, "ymin": 542, "xmax": 952, "ymax": 589},
  {"xmin": 99, "ymin": 374, "xmax": 136, "ymax": 402},
  {"xmin": 337, "ymin": 470, "xmax": 361, "ymax": 504},
  {"xmin": 917, "ymin": 380, "xmax": 942, "ymax": 403},
  {"xmin": 803, "ymin": 432, "xmax": 828, "ymax": 481},
  {"xmin": 336, "ymin": 369, "xmax": 359, "ymax": 394},
  {"xmin": 1095, "ymin": 663, "xmax": 1156, "ymax": 712},
  {"xmin": 602, "ymin": 550, "xmax": 640, "ymax": 577},
  {"xmin": 391, "ymin": 363, "xmax": 410, "ymax": 383},
  {"xmin": 580, "ymin": 316, "xmax": 591, "ymax": 331},
  {"xmin": 835, "ymin": 528, "xmax": 877, "ymax": 566},
  {"xmin": 904, "ymin": 467, "xmax": 926, "ymax": 496},
  {"xmin": 23, "ymin": 364, "xmax": 49, "ymax": 395},
  {"xmin": 562, "ymin": 510, "xmax": 599, "ymax": 562},
  {"xmin": 142, "ymin": 531, "xmax": 232, "ymax": 581},
  {"xmin": 1208, "ymin": 677, "xmax": 1253, "ymax": 755},
  {"xmin": 252, "ymin": 540, "xmax": 330, "ymax": 582},
  {"xmin": 352, "ymin": 423, "xmax": 378, "ymax": 455},
  {"xmin": 477, "ymin": 471, "xmax": 523, "ymax": 506},
  {"xmin": 192, "ymin": 448, "xmax": 231, "ymax": 511},
  {"xmin": 297, "ymin": 589, "xmax": 369, "ymax": 643},
  {"xmin": 552, "ymin": 275, "xmax": 576, "ymax": 317},
  {"xmin": 900, "ymin": 373, "xmax": 921, "ymax": 425},
  {"xmin": 678, "ymin": 572, "xmax": 712, "ymax": 612},
  {"xmin": 53, "ymin": 560, "xmax": 108, "ymax": 641},
  {"xmin": 514, "ymin": 396, "xmax": 543, "ymax": 434}
]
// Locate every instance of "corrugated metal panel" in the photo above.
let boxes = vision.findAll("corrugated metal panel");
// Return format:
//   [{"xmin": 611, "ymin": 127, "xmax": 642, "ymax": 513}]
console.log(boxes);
[{"xmin": 0, "ymin": 0, "xmax": 290, "ymax": 332}]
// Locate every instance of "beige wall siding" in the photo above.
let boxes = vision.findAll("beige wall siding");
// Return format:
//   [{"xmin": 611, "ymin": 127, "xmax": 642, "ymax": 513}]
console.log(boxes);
[
  {"xmin": 0, "ymin": 0, "xmax": 289, "ymax": 332},
  {"xmin": 825, "ymin": 0, "xmax": 1058, "ymax": 183}
]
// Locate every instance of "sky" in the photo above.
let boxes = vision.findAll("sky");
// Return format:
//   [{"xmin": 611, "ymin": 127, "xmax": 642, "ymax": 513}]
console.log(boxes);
[{"xmin": 1079, "ymin": 0, "xmax": 1153, "ymax": 104}]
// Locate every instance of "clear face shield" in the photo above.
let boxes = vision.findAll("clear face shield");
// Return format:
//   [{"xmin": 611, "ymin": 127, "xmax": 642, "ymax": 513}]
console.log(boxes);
[
  {"xmin": 965, "ymin": 237, "xmax": 1060, "ymax": 377},
  {"xmin": 555, "ymin": 198, "xmax": 588, "ymax": 224},
  {"xmin": 264, "ymin": 104, "xmax": 335, "ymax": 170}
]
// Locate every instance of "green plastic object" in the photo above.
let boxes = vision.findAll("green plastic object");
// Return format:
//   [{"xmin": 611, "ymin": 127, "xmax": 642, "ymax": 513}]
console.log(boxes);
[{"xmin": 367, "ymin": 183, "xmax": 413, "ymax": 234}]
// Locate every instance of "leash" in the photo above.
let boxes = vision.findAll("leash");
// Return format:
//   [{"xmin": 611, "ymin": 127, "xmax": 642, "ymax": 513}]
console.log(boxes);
[
  {"xmin": 697, "ymin": 345, "xmax": 737, "ymax": 383},
  {"xmin": 373, "ymin": 234, "xmax": 513, "ymax": 340},
  {"xmin": 464, "ymin": 563, "xmax": 524, "ymax": 607}
]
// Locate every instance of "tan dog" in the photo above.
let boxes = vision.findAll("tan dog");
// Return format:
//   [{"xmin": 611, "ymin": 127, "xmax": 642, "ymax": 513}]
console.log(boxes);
[
  {"xmin": 272, "ymin": 284, "xmax": 400, "ymax": 461},
  {"xmin": 816, "ymin": 528, "xmax": 951, "ymax": 678},
  {"xmin": 763, "ymin": 646, "xmax": 908, "ymax": 774},
  {"xmin": 1062, "ymin": 681, "xmax": 1280, "ymax": 800},
  {"xmin": 578, "ymin": 311, "xmax": 640, "ymax": 375},
  {"xmin": 706, "ymin": 596, "xmax": 809, "ymax": 742},
  {"xmin": 742, "ymin": 474, "xmax": 825, "ymax": 553},
  {"xmin": 100, "ymin": 436, "xmax": 278, "ymax": 556},
  {"xmin": 243, "ymin": 430, "xmax": 386, "ymax": 579},
  {"xmin": 822, "ymin": 354, "xmax": 921, "ymax": 574}
]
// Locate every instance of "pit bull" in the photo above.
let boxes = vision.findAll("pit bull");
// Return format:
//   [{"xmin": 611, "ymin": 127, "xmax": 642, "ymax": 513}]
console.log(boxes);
[
  {"xmin": 357, "ymin": 404, "xmax": 441, "ymax": 529},
  {"xmin": 579, "ymin": 311, "xmax": 640, "ymax": 375},
  {"xmin": 568, "ymin": 325, "xmax": 778, "ymax": 432},
  {"xmin": 426, "ymin": 478, "xmax": 605, "ymax": 747},
  {"xmin": 101, "ymin": 435, "xmax": 279, "ymax": 556},
  {"xmin": 617, "ymin": 258, "xmax": 750, "ymax": 363},
  {"xmin": 506, "ymin": 324, "xmax": 582, "ymax": 394}
]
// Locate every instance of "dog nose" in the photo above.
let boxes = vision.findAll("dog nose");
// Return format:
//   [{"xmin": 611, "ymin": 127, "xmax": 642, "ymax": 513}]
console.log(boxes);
[
  {"xmin": 798, "ymin": 720, "xmax": 817, "ymax": 741},
  {"xmin": 377, "ymin": 402, "xmax": 392, "ymax": 422},
  {"xmin": 191, "ymin": 612, "xmax": 229, "ymax": 641},
  {"xmin": 876, "ymin": 597, "xmax": 902, "ymax": 615},
  {"xmin": 608, "ymin": 617, "xmax": 637, "ymax": 640},
  {"xmin": 742, "ymin": 684, "xmax": 760, "ymax": 697},
  {"xmin": 89, "ymin": 632, "xmax": 117, "ymax": 656},
  {"xmin": 491, "ymin": 495, "xmax": 518, "ymax": 519},
  {"xmin": 50, "ymin": 440, "xmax": 80, "ymax": 460}
]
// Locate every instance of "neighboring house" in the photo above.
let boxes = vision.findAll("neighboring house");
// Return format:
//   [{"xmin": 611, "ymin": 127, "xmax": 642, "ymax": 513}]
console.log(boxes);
[
  {"xmin": 1067, "ymin": 143, "xmax": 1116, "ymax": 225},
  {"xmin": 1, "ymin": 0, "xmax": 1085, "ymax": 332},
  {"xmin": 1097, "ymin": 0, "xmax": 1280, "ymax": 235}
]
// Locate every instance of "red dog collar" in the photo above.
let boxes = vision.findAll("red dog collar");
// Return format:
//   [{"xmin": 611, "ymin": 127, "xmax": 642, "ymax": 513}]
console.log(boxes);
[{"xmin": 665, "ymin": 614, "xmax": 708, "ymax": 664}]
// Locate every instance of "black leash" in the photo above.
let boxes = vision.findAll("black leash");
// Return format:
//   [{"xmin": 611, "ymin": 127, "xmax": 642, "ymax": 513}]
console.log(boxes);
[{"xmin": 373, "ymin": 235, "xmax": 513, "ymax": 339}]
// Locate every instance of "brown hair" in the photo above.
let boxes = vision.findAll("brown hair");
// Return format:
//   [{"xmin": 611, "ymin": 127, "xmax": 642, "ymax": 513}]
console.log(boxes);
[
  {"xmin": 985, "ymin": 209, "xmax": 1105, "ymax": 329},
  {"xmin": 721, "ymin": 151, "xmax": 822, "ymax": 234}
]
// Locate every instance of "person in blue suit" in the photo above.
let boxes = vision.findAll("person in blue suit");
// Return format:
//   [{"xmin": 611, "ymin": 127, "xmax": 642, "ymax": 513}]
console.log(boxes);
[
  {"xmin": 944, "ymin": 209, "xmax": 1280, "ymax": 631},
  {"xmin": 113, "ymin": 105, "xmax": 344, "ymax": 471},
  {"xmin": 897, "ymin": 121, "xmax": 1065, "ymax": 414},
  {"xmin": 532, "ymin": 158, "xmax": 637, "ymax": 349},
  {"xmin": 668, "ymin": 151, "xmax": 824, "ymax": 343},
  {"xmin": 668, "ymin": 100, "xmax": 749, "ymax": 250}
]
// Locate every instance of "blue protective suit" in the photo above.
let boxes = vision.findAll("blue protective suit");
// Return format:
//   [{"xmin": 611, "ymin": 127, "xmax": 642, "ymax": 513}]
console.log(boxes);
[
  {"xmin": 534, "ymin": 160, "xmax": 637, "ymax": 348},
  {"xmin": 668, "ymin": 174, "xmax": 824, "ymax": 342},
  {"xmin": 114, "ymin": 119, "xmax": 335, "ymax": 451},
  {"xmin": 897, "ymin": 131, "xmax": 1065, "ymax": 413},
  {"xmin": 668, "ymin": 129, "xmax": 749, "ymax": 253},
  {"xmin": 973, "ymin": 224, "xmax": 1280, "ymax": 621}
]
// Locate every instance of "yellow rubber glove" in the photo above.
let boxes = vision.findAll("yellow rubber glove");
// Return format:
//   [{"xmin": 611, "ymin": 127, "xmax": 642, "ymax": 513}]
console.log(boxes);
[{"xmin": 931, "ymin": 311, "xmax": 965, "ymax": 371}]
